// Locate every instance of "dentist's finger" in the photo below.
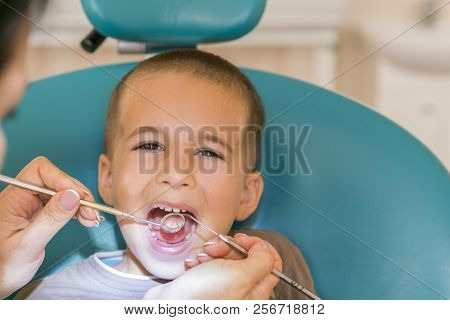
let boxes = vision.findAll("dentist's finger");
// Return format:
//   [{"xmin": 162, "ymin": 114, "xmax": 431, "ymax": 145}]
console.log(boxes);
[
  {"xmin": 235, "ymin": 235, "xmax": 283, "ymax": 274},
  {"xmin": 184, "ymin": 247, "xmax": 204, "ymax": 268},
  {"xmin": 15, "ymin": 156, "xmax": 100, "ymax": 224},
  {"xmin": 236, "ymin": 240, "xmax": 281, "ymax": 299},
  {"xmin": 17, "ymin": 157, "xmax": 90, "ymax": 201},
  {"xmin": 76, "ymin": 212, "xmax": 99, "ymax": 228},
  {"xmin": 203, "ymin": 233, "xmax": 262, "ymax": 260},
  {"xmin": 22, "ymin": 189, "xmax": 81, "ymax": 253},
  {"xmin": 67, "ymin": 175, "xmax": 100, "ymax": 226},
  {"xmin": 195, "ymin": 251, "xmax": 213, "ymax": 264}
]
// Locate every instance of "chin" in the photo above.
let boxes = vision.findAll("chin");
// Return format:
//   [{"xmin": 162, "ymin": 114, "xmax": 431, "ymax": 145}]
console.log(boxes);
[
  {"xmin": 126, "ymin": 236, "xmax": 199, "ymax": 280},
  {"xmin": 119, "ymin": 202, "xmax": 203, "ymax": 279},
  {"xmin": 141, "ymin": 258, "xmax": 186, "ymax": 280}
]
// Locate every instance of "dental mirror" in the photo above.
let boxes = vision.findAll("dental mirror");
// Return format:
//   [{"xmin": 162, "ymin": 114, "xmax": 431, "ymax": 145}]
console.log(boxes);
[
  {"xmin": 128, "ymin": 201, "xmax": 189, "ymax": 235},
  {"xmin": 160, "ymin": 212, "xmax": 186, "ymax": 233}
]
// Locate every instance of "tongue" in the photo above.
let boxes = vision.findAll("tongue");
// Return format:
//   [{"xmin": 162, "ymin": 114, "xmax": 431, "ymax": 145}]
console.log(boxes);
[{"xmin": 160, "ymin": 226, "xmax": 186, "ymax": 243}]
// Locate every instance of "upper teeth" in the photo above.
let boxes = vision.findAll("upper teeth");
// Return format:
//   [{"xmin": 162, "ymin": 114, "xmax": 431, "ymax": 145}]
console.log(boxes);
[{"xmin": 157, "ymin": 205, "xmax": 187, "ymax": 213}]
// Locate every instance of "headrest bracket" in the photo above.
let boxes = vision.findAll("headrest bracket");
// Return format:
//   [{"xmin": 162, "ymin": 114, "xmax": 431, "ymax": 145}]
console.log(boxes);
[
  {"xmin": 81, "ymin": 29, "xmax": 106, "ymax": 53},
  {"xmin": 117, "ymin": 41, "xmax": 196, "ymax": 54}
]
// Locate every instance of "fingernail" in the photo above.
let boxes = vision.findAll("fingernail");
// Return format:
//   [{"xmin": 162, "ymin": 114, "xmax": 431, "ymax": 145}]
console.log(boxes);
[
  {"xmin": 234, "ymin": 233, "xmax": 248, "ymax": 238},
  {"xmin": 80, "ymin": 187, "xmax": 90, "ymax": 196},
  {"xmin": 186, "ymin": 253, "xmax": 197, "ymax": 261},
  {"xmin": 203, "ymin": 239, "xmax": 219, "ymax": 246},
  {"xmin": 73, "ymin": 181, "xmax": 91, "ymax": 196},
  {"xmin": 59, "ymin": 189, "xmax": 80, "ymax": 211},
  {"xmin": 185, "ymin": 257, "xmax": 198, "ymax": 266},
  {"xmin": 197, "ymin": 252, "xmax": 208, "ymax": 258},
  {"xmin": 99, "ymin": 216, "xmax": 105, "ymax": 222}
]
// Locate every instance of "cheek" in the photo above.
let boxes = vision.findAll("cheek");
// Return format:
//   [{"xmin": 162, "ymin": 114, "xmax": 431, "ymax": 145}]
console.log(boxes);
[
  {"xmin": 199, "ymin": 172, "xmax": 243, "ymax": 231},
  {"xmin": 111, "ymin": 150, "xmax": 161, "ymax": 212},
  {"xmin": 111, "ymin": 152, "xmax": 147, "ymax": 210}
]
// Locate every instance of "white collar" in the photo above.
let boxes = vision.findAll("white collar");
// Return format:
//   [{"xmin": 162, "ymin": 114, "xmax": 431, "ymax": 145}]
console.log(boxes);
[{"xmin": 93, "ymin": 250, "xmax": 159, "ymax": 281}]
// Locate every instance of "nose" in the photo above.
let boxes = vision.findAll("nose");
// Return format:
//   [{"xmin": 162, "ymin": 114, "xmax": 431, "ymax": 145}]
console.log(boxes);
[{"xmin": 155, "ymin": 151, "xmax": 196, "ymax": 189}]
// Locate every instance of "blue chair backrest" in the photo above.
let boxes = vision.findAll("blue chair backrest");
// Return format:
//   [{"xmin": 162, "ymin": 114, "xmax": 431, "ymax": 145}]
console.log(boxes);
[{"xmin": 4, "ymin": 63, "xmax": 450, "ymax": 299}]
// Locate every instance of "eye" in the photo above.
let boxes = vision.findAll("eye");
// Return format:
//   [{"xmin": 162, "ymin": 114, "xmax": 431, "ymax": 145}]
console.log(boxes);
[
  {"xmin": 194, "ymin": 148, "xmax": 224, "ymax": 160},
  {"xmin": 134, "ymin": 141, "xmax": 165, "ymax": 152}
]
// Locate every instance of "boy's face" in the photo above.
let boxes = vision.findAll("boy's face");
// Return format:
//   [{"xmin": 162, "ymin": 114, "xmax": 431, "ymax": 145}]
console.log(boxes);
[{"xmin": 98, "ymin": 71, "xmax": 263, "ymax": 279}]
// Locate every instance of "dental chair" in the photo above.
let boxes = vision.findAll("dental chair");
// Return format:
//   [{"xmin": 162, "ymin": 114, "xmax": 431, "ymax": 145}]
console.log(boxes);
[{"xmin": 3, "ymin": 0, "xmax": 450, "ymax": 299}]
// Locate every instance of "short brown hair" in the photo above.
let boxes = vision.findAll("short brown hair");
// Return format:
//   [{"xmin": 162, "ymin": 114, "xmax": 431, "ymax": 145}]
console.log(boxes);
[{"xmin": 104, "ymin": 49, "xmax": 265, "ymax": 170}]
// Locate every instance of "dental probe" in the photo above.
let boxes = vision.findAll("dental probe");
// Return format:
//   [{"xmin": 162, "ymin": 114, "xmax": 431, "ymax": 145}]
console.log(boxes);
[
  {"xmin": 184, "ymin": 214, "xmax": 321, "ymax": 300},
  {"xmin": 0, "ymin": 174, "xmax": 158, "ymax": 226}
]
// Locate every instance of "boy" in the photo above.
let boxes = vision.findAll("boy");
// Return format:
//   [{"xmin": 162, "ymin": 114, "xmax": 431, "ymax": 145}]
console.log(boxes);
[{"xmin": 17, "ymin": 50, "xmax": 316, "ymax": 299}]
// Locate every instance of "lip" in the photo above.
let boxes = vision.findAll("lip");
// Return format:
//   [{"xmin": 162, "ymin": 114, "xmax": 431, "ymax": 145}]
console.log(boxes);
[{"xmin": 145, "ymin": 200, "xmax": 199, "ymax": 255}]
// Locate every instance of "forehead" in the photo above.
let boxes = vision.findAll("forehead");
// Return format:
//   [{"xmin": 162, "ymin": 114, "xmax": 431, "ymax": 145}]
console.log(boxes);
[{"xmin": 117, "ymin": 71, "xmax": 248, "ymax": 131}]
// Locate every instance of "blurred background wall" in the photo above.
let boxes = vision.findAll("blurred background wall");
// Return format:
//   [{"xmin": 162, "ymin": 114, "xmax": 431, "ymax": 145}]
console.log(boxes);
[{"xmin": 27, "ymin": 0, "xmax": 450, "ymax": 170}]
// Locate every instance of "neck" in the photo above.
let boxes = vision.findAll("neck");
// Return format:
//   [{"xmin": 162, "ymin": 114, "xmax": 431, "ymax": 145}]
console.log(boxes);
[{"xmin": 112, "ymin": 248, "xmax": 152, "ymax": 276}]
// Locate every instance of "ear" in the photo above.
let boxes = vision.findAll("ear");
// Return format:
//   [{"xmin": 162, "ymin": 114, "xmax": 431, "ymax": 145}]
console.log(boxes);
[
  {"xmin": 98, "ymin": 153, "xmax": 114, "ymax": 206},
  {"xmin": 235, "ymin": 171, "xmax": 264, "ymax": 221}
]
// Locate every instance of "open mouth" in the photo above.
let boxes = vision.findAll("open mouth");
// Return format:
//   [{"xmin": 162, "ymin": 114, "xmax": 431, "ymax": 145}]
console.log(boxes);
[{"xmin": 147, "ymin": 203, "xmax": 198, "ymax": 254}]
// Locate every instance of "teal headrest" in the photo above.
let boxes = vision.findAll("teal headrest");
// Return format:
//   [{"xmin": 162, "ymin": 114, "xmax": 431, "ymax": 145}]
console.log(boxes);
[{"xmin": 81, "ymin": 0, "xmax": 266, "ymax": 45}]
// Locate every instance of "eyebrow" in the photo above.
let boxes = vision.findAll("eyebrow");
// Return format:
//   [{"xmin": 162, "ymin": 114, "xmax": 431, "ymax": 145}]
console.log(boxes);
[
  {"xmin": 201, "ymin": 133, "xmax": 233, "ymax": 153},
  {"xmin": 126, "ymin": 126, "xmax": 160, "ymax": 140}
]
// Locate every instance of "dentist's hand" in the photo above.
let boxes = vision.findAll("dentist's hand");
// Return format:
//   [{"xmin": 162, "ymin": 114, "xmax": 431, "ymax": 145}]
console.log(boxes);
[
  {"xmin": 185, "ymin": 233, "xmax": 282, "ymax": 269},
  {"xmin": 0, "ymin": 156, "xmax": 99, "ymax": 298},
  {"xmin": 144, "ymin": 235, "xmax": 281, "ymax": 299}
]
